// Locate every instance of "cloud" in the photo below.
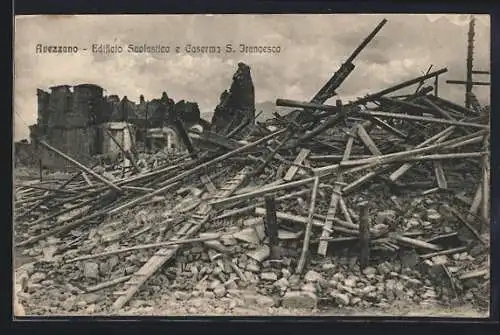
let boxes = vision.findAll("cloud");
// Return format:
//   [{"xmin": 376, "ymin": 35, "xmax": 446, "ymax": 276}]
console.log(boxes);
[{"xmin": 14, "ymin": 14, "xmax": 490, "ymax": 141}]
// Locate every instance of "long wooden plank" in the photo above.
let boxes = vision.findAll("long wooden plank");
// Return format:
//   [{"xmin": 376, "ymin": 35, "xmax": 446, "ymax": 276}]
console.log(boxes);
[
  {"xmin": 357, "ymin": 124, "xmax": 382, "ymax": 156},
  {"xmin": 317, "ymin": 182, "xmax": 342, "ymax": 256},
  {"xmin": 467, "ymin": 183, "xmax": 482, "ymax": 221},
  {"xmin": 209, "ymin": 177, "xmax": 316, "ymax": 207},
  {"xmin": 296, "ymin": 177, "xmax": 319, "ymax": 273},
  {"xmin": 317, "ymin": 130, "xmax": 353, "ymax": 256},
  {"xmin": 342, "ymin": 136, "xmax": 355, "ymax": 162},
  {"xmin": 283, "ymin": 148, "xmax": 311, "ymax": 182},
  {"xmin": 434, "ymin": 161, "xmax": 448, "ymax": 189},
  {"xmin": 481, "ymin": 136, "xmax": 490, "ymax": 222}
]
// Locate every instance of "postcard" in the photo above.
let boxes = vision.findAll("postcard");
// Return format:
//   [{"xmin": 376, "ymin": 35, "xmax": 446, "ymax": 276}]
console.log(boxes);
[{"xmin": 13, "ymin": 14, "xmax": 491, "ymax": 317}]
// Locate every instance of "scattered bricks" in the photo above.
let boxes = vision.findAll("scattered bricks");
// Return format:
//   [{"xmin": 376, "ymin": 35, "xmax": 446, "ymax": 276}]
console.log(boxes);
[
  {"xmin": 420, "ymin": 259, "xmax": 447, "ymax": 282},
  {"xmin": 321, "ymin": 262, "xmax": 336, "ymax": 271},
  {"xmin": 405, "ymin": 218, "xmax": 420, "ymax": 229},
  {"xmin": 377, "ymin": 261, "xmax": 392, "ymax": 275},
  {"xmin": 30, "ymin": 272, "xmax": 46, "ymax": 284},
  {"xmin": 329, "ymin": 290, "xmax": 350, "ymax": 306},
  {"xmin": 100, "ymin": 231, "xmax": 123, "ymax": 243},
  {"xmin": 360, "ymin": 285, "xmax": 377, "ymax": 295},
  {"xmin": 209, "ymin": 279, "xmax": 222, "ymax": 290},
  {"xmin": 83, "ymin": 262, "xmax": 100, "ymax": 280},
  {"xmin": 281, "ymin": 269, "xmax": 292, "ymax": 279},
  {"xmin": 328, "ymin": 279, "xmax": 339, "ymax": 289},
  {"xmin": 274, "ymin": 277, "xmax": 289, "ymax": 291},
  {"xmin": 376, "ymin": 210, "xmax": 397, "ymax": 225},
  {"xmin": 220, "ymin": 235, "xmax": 238, "ymax": 246},
  {"xmin": 362, "ymin": 266, "xmax": 377, "ymax": 278},
  {"xmin": 174, "ymin": 291, "xmax": 190, "ymax": 300},
  {"xmin": 246, "ymin": 261, "xmax": 260, "ymax": 273},
  {"xmin": 225, "ymin": 279, "xmax": 238, "ymax": 290},
  {"xmin": 426, "ymin": 209, "xmax": 442, "ymax": 224},
  {"xmin": 304, "ymin": 270, "xmax": 323, "ymax": 283},
  {"xmin": 301, "ymin": 283, "xmax": 317, "ymax": 294},
  {"xmin": 281, "ymin": 291, "xmax": 318, "ymax": 309},
  {"xmin": 400, "ymin": 275, "xmax": 422, "ymax": 288},
  {"xmin": 432, "ymin": 255, "xmax": 449, "ymax": 265},
  {"xmin": 261, "ymin": 272, "xmax": 278, "ymax": 281},
  {"xmin": 62, "ymin": 296, "xmax": 77, "ymax": 311},
  {"xmin": 213, "ymin": 285, "xmax": 227, "ymax": 298},
  {"xmin": 203, "ymin": 291, "xmax": 215, "ymax": 299}
]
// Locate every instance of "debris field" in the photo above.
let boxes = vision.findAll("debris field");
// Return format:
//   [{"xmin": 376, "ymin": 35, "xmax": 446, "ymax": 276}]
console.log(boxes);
[{"xmin": 13, "ymin": 18, "xmax": 490, "ymax": 316}]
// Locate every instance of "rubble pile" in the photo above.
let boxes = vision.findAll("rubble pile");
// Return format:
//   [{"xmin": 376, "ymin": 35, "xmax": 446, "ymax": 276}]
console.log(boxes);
[{"xmin": 14, "ymin": 18, "xmax": 490, "ymax": 315}]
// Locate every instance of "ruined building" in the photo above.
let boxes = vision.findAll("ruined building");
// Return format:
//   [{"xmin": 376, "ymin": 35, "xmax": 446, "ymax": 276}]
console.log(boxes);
[
  {"xmin": 211, "ymin": 62, "xmax": 255, "ymax": 134},
  {"xmin": 30, "ymin": 84, "xmax": 203, "ymax": 170}
]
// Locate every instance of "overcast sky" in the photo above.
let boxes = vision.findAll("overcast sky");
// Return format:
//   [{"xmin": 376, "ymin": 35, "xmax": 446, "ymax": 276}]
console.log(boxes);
[{"xmin": 14, "ymin": 14, "xmax": 490, "ymax": 141}]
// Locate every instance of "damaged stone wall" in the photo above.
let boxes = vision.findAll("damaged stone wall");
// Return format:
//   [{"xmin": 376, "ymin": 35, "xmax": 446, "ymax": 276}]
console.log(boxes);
[
  {"xmin": 33, "ymin": 84, "xmax": 105, "ymax": 170},
  {"xmin": 211, "ymin": 62, "xmax": 255, "ymax": 133}
]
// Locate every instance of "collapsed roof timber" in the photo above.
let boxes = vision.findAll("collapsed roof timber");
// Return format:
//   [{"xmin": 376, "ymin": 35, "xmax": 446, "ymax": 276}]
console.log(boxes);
[{"xmin": 14, "ymin": 18, "xmax": 490, "ymax": 316}]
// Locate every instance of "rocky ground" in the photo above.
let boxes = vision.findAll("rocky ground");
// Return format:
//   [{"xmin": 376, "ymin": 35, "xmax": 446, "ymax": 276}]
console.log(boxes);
[{"xmin": 14, "ymin": 240, "xmax": 490, "ymax": 317}]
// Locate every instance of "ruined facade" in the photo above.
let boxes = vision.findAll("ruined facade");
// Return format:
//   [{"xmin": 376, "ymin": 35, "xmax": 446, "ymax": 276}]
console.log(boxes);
[{"xmin": 211, "ymin": 62, "xmax": 256, "ymax": 133}]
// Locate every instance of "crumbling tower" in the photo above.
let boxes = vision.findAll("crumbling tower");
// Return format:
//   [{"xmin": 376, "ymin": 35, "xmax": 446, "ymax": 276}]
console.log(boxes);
[{"xmin": 211, "ymin": 62, "xmax": 256, "ymax": 134}]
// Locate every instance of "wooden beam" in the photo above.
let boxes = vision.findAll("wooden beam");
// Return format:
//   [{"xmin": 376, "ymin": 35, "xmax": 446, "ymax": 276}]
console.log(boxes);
[
  {"xmin": 434, "ymin": 162, "xmax": 448, "ymax": 189},
  {"xmin": 38, "ymin": 140, "xmax": 123, "ymax": 193},
  {"xmin": 358, "ymin": 201, "xmax": 371, "ymax": 269},
  {"xmin": 209, "ymin": 177, "xmax": 316, "ymax": 208},
  {"xmin": 296, "ymin": 177, "xmax": 320, "ymax": 273},
  {"xmin": 357, "ymin": 123, "xmax": 382, "ymax": 156},
  {"xmin": 355, "ymin": 111, "xmax": 488, "ymax": 129},
  {"xmin": 264, "ymin": 195, "xmax": 280, "ymax": 260},
  {"xmin": 283, "ymin": 148, "xmax": 311, "ymax": 182},
  {"xmin": 446, "ymin": 80, "xmax": 490, "ymax": 86}
]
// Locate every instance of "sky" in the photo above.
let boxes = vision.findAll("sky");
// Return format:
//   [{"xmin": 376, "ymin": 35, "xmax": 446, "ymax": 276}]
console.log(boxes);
[{"xmin": 13, "ymin": 14, "xmax": 490, "ymax": 141}]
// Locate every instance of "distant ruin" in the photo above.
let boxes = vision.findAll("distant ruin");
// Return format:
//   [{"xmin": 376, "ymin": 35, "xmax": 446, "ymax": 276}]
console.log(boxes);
[
  {"xmin": 15, "ymin": 62, "xmax": 257, "ymax": 170},
  {"xmin": 211, "ymin": 62, "xmax": 255, "ymax": 134},
  {"xmin": 26, "ymin": 84, "xmax": 202, "ymax": 170}
]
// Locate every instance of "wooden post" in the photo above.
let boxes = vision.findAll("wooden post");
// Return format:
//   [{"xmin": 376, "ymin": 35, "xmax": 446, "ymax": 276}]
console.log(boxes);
[
  {"xmin": 434, "ymin": 74, "xmax": 439, "ymax": 97},
  {"xmin": 38, "ymin": 140, "xmax": 123, "ymax": 193},
  {"xmin": 481, "ymin": 135, "xmax": 490, "ymax": 225},
  {"xmin": 358, "ymin": 201, "xmax": 370, "ymax": 269},
  {"xmin": 296, "ymin": 177, "xmax": 319, "ymax": 274},
  {"xmin": 264, "ymin": 195, "xmax": 280, "ymax": 260},
  {"xmin": 39, "ymin": 159, "xmax": 43, "ymax": 182}
]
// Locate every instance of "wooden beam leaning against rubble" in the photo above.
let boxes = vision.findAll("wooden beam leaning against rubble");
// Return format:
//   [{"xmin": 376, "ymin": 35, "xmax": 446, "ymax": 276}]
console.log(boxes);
[
  {"xmin": 38, "ymin": 140, "xmax": 123, "ymax": 193},
  {"xmin": 317, "ymin": 127, "xmax": 354, "ymax": 256},
  {"xmin": 283, "ymin": 148, "xmax": 311, "ymax": 182},
  {"xmin": 296, "ymin": 177, "xmax": 320, "ymax": 274},
  {"xmin": 481, "ymin": 135, "xmax": 490, "ymax": 222}
]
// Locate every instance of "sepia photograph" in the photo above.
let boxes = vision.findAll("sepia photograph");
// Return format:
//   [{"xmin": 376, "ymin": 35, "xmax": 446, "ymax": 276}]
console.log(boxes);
[{"xmin": 13, "ymin": 14, "xmax": 491, "ymax": 317}]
